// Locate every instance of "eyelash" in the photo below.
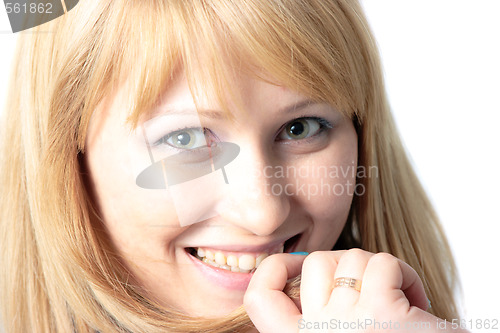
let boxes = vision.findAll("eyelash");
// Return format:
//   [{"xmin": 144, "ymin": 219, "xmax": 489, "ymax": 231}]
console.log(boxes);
[
  {"xmin": 275, "ymin": 116, "xmax": 333, "ymax": 142},
  {"xmin": 152, "ymin": 116, "xmax": 333, "ymax": 149},
  {"xmin": 152, "ymin": 128, "xmax": 217, "ymax": 147}
]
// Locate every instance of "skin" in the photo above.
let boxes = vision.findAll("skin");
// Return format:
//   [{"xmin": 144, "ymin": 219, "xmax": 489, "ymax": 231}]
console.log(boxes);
[
  {"xmin": 246, "ymin": 251, "xmax": 469, "ymax": 333},
  {"xmin": 85, "ymin": 71, "xmax": 470, "ymax": 331},
  {"xmin": 85, "ymin": 72, "xmax": 358, "ymax": 316}
]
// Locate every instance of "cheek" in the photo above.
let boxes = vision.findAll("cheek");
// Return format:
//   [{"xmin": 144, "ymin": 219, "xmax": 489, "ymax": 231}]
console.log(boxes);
[
  {"xmin": 294, "ymin": 160, "xmax": 357, "ymax": 222},
  {"xmin": 290, "ymin": 167, "xmax": 355, "ymax": 251},
  {"xmin": 291, "ymin": 125, "xmax": 358, "ymax": 247},
  {"xmin": 85, "ymin": 124, "xmax": 182, "ymax": 256}
]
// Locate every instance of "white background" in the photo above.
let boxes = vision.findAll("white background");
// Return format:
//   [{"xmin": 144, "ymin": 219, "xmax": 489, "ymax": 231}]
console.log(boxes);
[
  {"xmin": 1, "ymin": 1, "xmax": 499, "ymax": 330},
  {"xmin": 360, "ymin": 1, "xmax": 500, "ymax": 329}
]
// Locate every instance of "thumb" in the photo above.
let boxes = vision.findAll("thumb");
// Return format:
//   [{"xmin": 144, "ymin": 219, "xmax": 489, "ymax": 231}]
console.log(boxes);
[{"xmin": 244, "ymin": 253, "xmax": 306, "ymax": 333}]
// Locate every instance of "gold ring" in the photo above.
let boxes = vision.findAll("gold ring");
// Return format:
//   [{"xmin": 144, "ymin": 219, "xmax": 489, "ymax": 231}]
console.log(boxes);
[{"xmin": 333, "ymin": 277, "xmax": 362, "ymax": 292}]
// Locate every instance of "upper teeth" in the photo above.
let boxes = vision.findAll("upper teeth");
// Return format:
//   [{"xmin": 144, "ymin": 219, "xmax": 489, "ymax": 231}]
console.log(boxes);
[{"xmin": 195, "ymin": 245, "xmax": 284, "ymax": 273}]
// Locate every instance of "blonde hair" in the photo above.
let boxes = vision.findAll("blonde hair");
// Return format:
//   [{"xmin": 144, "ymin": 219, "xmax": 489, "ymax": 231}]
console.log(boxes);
[{"xmin": 0, "ymin": 0, "xmax": 461, "ymax": 332}]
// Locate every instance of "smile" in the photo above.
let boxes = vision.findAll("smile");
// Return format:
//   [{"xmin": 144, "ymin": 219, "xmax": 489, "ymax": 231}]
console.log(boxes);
[
  {"xmin": 185, "ymin": 233, "xmax": 302, "ymax": 275},
  {"xmin": 189, "ymin": 245, "xmax": 285, "ymax": 273}
]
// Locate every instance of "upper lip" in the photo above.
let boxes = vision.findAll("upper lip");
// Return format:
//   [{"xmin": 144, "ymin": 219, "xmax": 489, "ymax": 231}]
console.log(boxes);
[{"xmin": 186, "ymin": 233, "xmax": 301, "ymax": 253}]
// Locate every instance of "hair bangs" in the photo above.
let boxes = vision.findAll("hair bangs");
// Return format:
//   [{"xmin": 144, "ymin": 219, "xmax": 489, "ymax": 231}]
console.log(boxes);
[
  {"xmin": 63, "ymin": 0, "xmax": 180, "ymax": 150},
  {"xmin": 117, "ymin": 0, "xmax": 374, "ymax": 130}
]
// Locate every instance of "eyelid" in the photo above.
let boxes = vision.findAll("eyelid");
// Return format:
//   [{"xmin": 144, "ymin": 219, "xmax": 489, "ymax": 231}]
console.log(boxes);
[
  {"xmin": 151, "ymin": 127, "xmax": 220, "ymax": 152},
  {"xmin": 151, "ymin": 127, "xmax": 203, "ymax": 147},
  {"xmin": 276, "ymin": 116, "xmax": 333, "ymax": 141},
  {"xmin": 148, "ymin": 127, "xmax": 192, "ymax": 147}
]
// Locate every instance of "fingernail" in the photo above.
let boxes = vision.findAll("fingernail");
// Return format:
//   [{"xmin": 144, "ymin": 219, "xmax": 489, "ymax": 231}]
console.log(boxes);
[
  {"xmin": 290, "ymin": 252, "xmax": 309, "ymax": 255},
  {"xmin": 427, "ymin": 298, "xmax": 432, "ymax": 310}
]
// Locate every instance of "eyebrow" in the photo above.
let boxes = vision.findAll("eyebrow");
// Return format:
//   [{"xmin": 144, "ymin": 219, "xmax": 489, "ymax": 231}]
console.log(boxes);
[
  {"xmin": 282, "ymin": 99, "xmax": 319, "ymax": 114},
  {"xmin": 149, "ymin": 106, "xmax": 224, "ymax": 119},
  {"xmin": 152, "ymin": 98, "xmax": 320, "ymax": 119}
]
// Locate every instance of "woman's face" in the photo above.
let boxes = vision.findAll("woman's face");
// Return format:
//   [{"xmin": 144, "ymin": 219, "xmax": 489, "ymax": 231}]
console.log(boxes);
[{"xmin": 85, "ymin": 72, "xmax": 358, "ymax": 316}]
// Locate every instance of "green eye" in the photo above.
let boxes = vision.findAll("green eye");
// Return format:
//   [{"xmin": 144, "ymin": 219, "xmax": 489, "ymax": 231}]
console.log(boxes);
[
  {"xmin": 156, "ymin": 128, "xmax": 208, "ymax": 149},
  {"xmin": 169, "ymin": 130, "xmax": 197, "ymax": 148},
  {"xmin": 279, "ymin": 118, "xmax": 323, "ymax": 140}
]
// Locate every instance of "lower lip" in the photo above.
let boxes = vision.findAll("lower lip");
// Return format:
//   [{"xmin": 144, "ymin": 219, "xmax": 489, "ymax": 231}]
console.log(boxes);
[{"xmin": 186, "ymin": 250, "xmax": 254, "ymax": 291}]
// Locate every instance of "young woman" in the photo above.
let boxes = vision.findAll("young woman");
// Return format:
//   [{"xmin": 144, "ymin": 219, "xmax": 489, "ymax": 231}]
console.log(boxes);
[{"xmin": 0, "ymin": 0, "xmax": 467, "ymax": 332}]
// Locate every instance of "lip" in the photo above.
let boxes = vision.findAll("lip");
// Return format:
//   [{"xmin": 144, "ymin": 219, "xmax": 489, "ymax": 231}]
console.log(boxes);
[
  {"xmin": 187, "ymin": 237, "xmax": 290, "ymax": 253},
  {"xmin": 184, "ymin": 233, "xmax": 303, "ymax": 290},
  {"xmin": 186, "ymin": 249, "xmax": 254, "ymax": 290}
]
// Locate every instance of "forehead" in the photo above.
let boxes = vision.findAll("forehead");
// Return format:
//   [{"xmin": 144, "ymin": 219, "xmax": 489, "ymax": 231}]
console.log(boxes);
[
  {"xmin": 114, "ymin": 5, "xmax": 360, "ymax": 129},
  {"xmin": 76, "ymin": 0, "xmax": 369, "ymax": 150},
  {"xmin": 139, "ymin": 70, "xmax": 312, "ymax": 124}
]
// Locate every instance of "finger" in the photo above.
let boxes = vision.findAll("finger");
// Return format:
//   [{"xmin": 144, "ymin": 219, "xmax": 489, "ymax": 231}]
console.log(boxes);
[
  {"xmin": 244, "ymin": 253, "xmax": 305, "ymax": 333},
  {"xmin": 329, "ymin": 248, "xmax": 373, "ymax": 307},
  {"xmin": 300, "ymin": 250, "xmax": 345, "ymax": 315},
  {"xmin": 361, "ymin": 253, "xmax": 428, "ymax": 311}
]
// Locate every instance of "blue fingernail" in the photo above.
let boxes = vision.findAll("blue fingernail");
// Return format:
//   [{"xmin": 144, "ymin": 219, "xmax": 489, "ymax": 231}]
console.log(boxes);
[
  {"xmin": 427, "ymin": 298, "xmax": 432, "ymax": 309},
  {"xmin": 290, "ymin": 252, "xmax": 309, "ymax": 255}
]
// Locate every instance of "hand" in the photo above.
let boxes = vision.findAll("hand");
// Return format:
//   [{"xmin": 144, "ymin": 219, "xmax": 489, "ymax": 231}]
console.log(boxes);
[{"xmin": 244, "ymin": 249, "xmax": 466, "ymax": 332}]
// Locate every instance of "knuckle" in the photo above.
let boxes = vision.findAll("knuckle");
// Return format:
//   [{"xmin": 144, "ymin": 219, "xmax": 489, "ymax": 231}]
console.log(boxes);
[
  {"xmin": 243, "ymin": 288, "xmax": 261, "ymax": 309},
  {"xmin": 370, "ymin": 252, "xmax": 398, "ymax": 267},
  {"xmin": 346, "ymin": 248, "xmax": 366, "ymax": 256},
  {"xmin": 260, "ymin": 253, "xmax": 280, "ymax": 267},
  {"xmin": 342, "ymin": 247, "xmax": 368, "ymax": 261},
  {"xmin": 302, "ymin": 250, "xmax": 330, "ymax": 268},
  {"xmin": 258, "ymin": 252, "xmax": 287, "ymax": 271}
]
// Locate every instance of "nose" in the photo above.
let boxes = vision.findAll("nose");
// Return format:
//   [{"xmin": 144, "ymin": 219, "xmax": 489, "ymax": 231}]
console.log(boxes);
[{"xmin": 216, "ymin": 144, "xmax": 291, "ymax": 236}]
